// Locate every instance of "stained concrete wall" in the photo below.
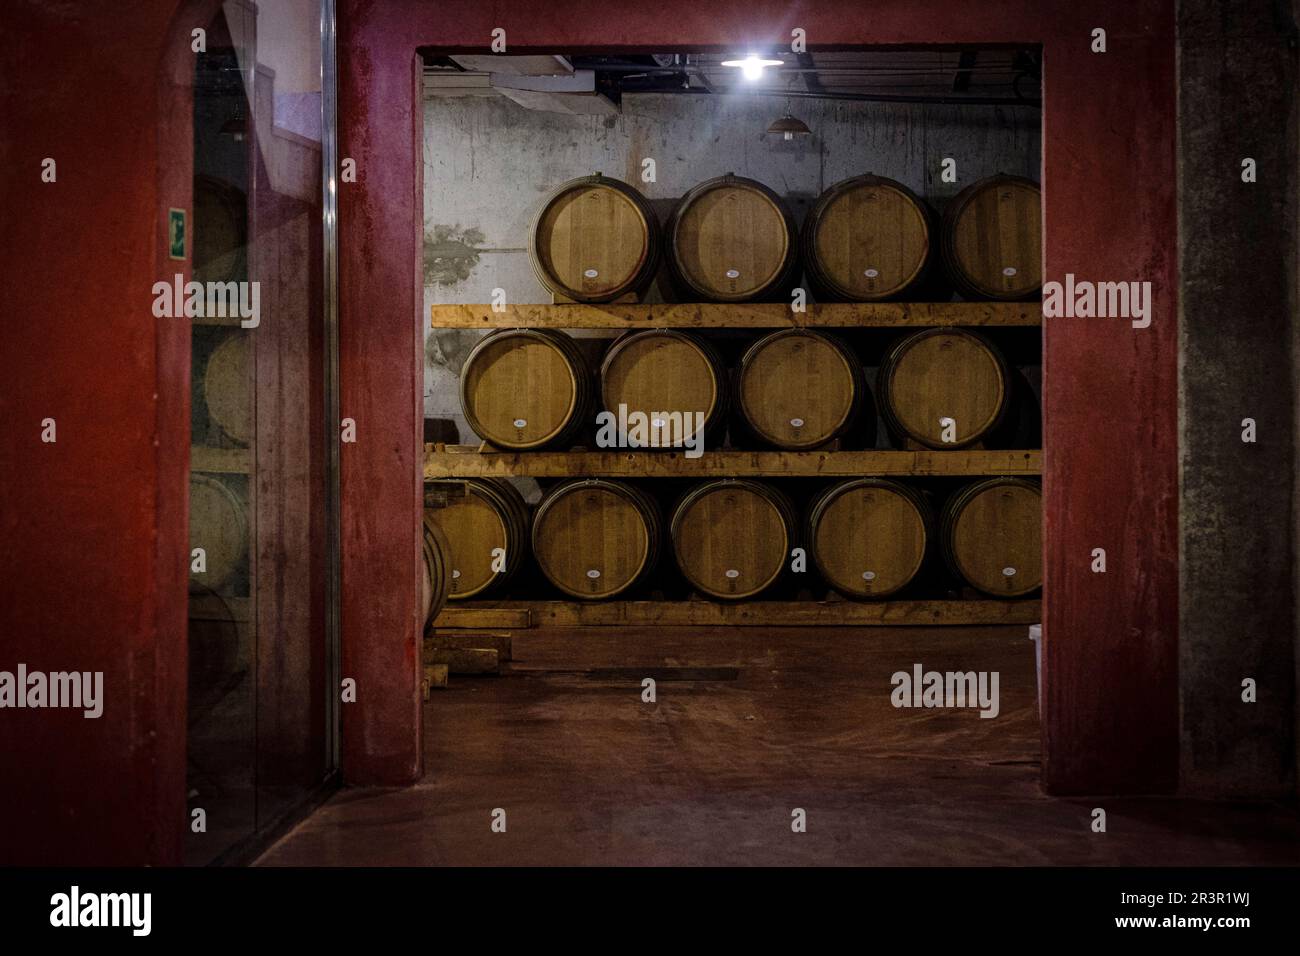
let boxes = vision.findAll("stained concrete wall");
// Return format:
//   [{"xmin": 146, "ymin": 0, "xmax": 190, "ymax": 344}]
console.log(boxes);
[
  {"xmin": 1177, "ymin": 0, "xmax": 1299, "ymax": 797},
  {"xmin": 421, "ymin": 91, "xmax": 1041, "ymax": 441}
]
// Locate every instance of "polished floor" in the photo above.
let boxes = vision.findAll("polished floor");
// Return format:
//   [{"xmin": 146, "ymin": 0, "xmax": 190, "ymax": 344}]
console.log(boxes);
[{"xmin": 258, "ymin": 626, "xmax": 1300, "ymax": 866}]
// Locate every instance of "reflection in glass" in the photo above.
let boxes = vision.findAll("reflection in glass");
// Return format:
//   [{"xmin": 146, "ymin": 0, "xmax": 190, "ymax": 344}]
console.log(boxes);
[{"xmin": 186, "ymin": 0, "xmax": 330, "ymax": 866}]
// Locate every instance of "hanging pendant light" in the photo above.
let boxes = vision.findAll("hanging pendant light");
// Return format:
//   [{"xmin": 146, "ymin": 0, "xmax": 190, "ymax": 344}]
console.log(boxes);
[{"xmin": 766, "ymin": 114, "xmax": 811, "ymax": 141}]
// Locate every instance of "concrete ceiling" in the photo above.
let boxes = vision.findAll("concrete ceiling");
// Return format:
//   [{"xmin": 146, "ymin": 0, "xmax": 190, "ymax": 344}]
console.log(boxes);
[{"xmin": 422, "ymin": 48, "xmax": 1041, "ymax": 110}]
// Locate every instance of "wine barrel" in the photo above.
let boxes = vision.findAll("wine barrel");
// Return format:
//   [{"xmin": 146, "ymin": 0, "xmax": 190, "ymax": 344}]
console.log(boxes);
[
  {"xmin": 193, "ymin": 173, "xmax": 247, "ymax": 284},
  {"xmin": 460, "ymin": 328, "xmax": 593, "ymax": 450},
  {"xmin": 666, "ymin": 174, "xmax": 797, "ymax": 301},
  {"xmin": 941, "ymin": 477, "xmax": 1042, "ymax": 597},
  {"xmin": 802, "ymin": 174, "xmax": 933, "ymax": 301},
  {"xmin": 204, "ymin": 333, "xmax": 252, "ymax": 445},
  {"xmin": 424, "ymin": 478, "xmax": 530, "ymax": 600},
  {"xmin": 807, "ymin": 479, "xmax": 934, "ymax": 599},
  {"xmin": 670, "ymin": 479, "xmax": 797, "ymax": 599},
  {"xmin": 529, "ymin": 174, "xmax": 660, "ymax": 302},
  {"xmin": 599, "ymin": 330, "xmax": 728, "ymax": 450},
  {"xmin": 187, "ymin": 584, "xmax": 244, "ymax": 721},
  {"xmin": 878, "ymin": 328, "xmax": 1009, "ymax": 449},
  {"xmin": 532, "ymin": 480, "xmax": 662, "ymax": 599},
  {"xmin": 189, "ymin": 473, "xmax": 248, "ymax": 589},
  {"xmin": 421, "ymin": 514, "xmax": 451, "ymax": 628},
  {"xmin": 736, "ymin": 329, "xmax": 866, "ymax": 449},
  {"xmin": 941, "ymin": 175, "xmax": 1041, "ymax": 300}
]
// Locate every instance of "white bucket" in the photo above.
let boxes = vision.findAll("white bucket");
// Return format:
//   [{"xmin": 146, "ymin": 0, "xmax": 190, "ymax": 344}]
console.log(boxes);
[{"xmin": 1028, "ymin": 624, "xmax": 1042, "ymax": 711}]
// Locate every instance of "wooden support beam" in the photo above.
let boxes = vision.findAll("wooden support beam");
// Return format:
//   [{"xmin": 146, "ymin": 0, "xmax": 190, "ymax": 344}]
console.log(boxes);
[
  {"xmin": 439, "ymin": 599, "xmax": 1041, "ymax": 627},
  {"xmin": 431, "ymin": 301, "xmax": 1040, "ymax": 329},
  {"xmin": 426, "ymin": 631, "xmax": 513, "ymax": 662},
  {"xmin": 422, "ymin": 664, "xmax": 449, "ymax": 699},
  {"xmin": 425, "ymin": 447, "xmax": 1042, "ymax": 479},
  {"xmin": 432, "ymin": 606, "xmax": 533, "ymax": 629},
  {"xmin": 190, "ymin": 445, "xmax": 252, "ymax": 475},
  {"xmin": 425, "ymin": 647, "xmax": 500, "ymax": 675}
]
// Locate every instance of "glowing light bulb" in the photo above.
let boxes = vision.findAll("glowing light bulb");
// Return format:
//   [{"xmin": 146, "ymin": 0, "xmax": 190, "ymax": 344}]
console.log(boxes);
[{"xmin": 721, "ymin": 54, "xmax": 784, "ymax": 82}]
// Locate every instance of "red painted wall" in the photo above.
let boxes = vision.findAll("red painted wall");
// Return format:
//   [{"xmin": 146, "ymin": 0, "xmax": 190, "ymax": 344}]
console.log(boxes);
[
  {"xmin": 0, "ymin": 0, "xmax": 206, "ymax": 864},
  {"xmin": 338, "ymin": 0, "xmax": 1179, "ymax": 793}
]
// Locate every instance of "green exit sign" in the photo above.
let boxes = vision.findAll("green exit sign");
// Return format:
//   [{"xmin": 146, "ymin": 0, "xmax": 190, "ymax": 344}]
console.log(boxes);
[{"xmin": 168, "ymin": 208, "xmax": 186, "ymax": 260}]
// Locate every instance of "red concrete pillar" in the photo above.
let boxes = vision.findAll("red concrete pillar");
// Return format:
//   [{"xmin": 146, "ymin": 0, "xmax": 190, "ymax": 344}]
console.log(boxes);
[
  {"xmin": 1038, "ymin": 14, "xmax": 1180, "ymax": 793},
  {"xmin": 0, "ymin": 0, "xmax": 207, "ymax": 864},
  {"xmin": 336, "ymin": 24, "xmax": 427, "ymax": 783}
]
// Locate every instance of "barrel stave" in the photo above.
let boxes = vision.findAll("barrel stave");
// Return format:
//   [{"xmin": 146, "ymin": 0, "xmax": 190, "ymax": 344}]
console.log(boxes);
[
  {"xmin": 803, "ymin": 174, "xmax": 934, "ymax": 301},
  {"xmin": 878, "ymin": 327, "xmax": 1009, "ymax": 450},
  {"xmin": 670, "ymin": 479, "xmax": 797, "ymax": 599},
  {"xmin": 460, "ymin": 328, "xmax": 593, "ymax": 450},
  {"xmin": 941, "ymin": 175, "xmax": 1042, "ymax": 301},
  {"xmin": 736, "ymin": 329, "xmax": 866, "ymax": 450},
  {"xmin": 425, "ymin": 478, "xmax": 530, "ymax": 600},
  {"xmin": 529, "ymin": 174, "xmax": 660, "ymax": 303},
  {"xmin": 940, "ymin": 477, "xmax": 1042, "ymax": 597},
  {"xmin": 666, "ymin": 175, "xmax": 798, "ymax": 302},
  {"xmin": 600, "ymin": 330, "xmax": 729, "ymax": 450},
  {"xmin": 532, "ymin": 479, "xmax": 662, "ymax": 599},
  {"xmin": 807, "ymin": 478, "xmax": 933, "ymax": 599}
]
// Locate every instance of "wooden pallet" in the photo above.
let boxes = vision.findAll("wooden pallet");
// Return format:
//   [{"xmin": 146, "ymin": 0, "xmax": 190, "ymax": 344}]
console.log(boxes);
[
  {"xmin": 431, "ymin": 301, "xmax": 1040, "ymax": 329},
  {"xmin": 425, "ymin": 445, "xmax": 1041, "ymax": 478},
  {"xmin": 433, "ymin": 599, "xmax": 1040, "ymax": 628}
]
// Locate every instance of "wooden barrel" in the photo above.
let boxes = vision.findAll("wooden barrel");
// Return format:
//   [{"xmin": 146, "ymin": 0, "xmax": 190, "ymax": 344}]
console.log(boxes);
[
  {"xmin": 941, "ymin": 477, "xmax": 1042, "ymax": 597},
  {"xmin": 529, "ymin": 174, "xmax": 660, "ymax": 302},
  {"xmin": 204, "ymin": 332, "xmax": 252, "ymax": 445},
  {"xmin": 187, "ymin": 584, "xmax": 244, "ymax": 719},
  {"xmin": 802, "ymin": 174, "xmax": 933, "ymax": 301},
  {"xmin": 807, "ymin": 479, "xmax": 934, "ymax": 599},
  {"xmin": 670, "ymin": 479, "xmax": 797, "ymax": 599},
  {"xmin": 878, "ymin": 328, "xmax": 1009, "ymax": 449},
  {"xmin": 941, "ymin": 175, "xmax": 1041, "ymax": 300},
  {"xmin": 666, "ymin": 174, "xmax": 797, "ymax": 301},
  {"xmin": 189, "ymin": 473, "xmax": 248, "ymax": 589},
  {"xmin": 424, "ymin": 478, "xmax": 529, "ymax": 599},
  {"xmin": 736, "ymin": 329, "xmax": 865, "ymax": 449},
  {"xmin": 599, "ymin": 330, "xmax": 728, "ymax": 449},
  {"xmin": 460, "ymin": 328, "xmax": 593, "ymax": 450},
  {"xmin": 193, "ymin": 173, "xmax": 247, "ymax": 284},
  {"xmin": 985, "ymin": 365, "xmax": 1042, "ymax": 450},
  {"xmin": 421, "ymin": 514, "xmax": 452, "ymax": 628},
  {"xmin": 532, "ymin": 480, "xmax": 662, "ymax": 599}
]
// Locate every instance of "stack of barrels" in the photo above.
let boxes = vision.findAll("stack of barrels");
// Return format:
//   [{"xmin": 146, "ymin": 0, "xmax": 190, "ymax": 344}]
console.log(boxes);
[
  {"xmin": 423, "ymin": 472, "xmax": 1040, "ymax": 603},
  {"xmin": 527, "ymin": 171, "xmax": 1040, "ymax": 304},
  {"xmin": 459, "ymin": 325, "xmax": 1021, "ymax": 454},
  {"xmin": 428, "ymin": 169, "xmax": 1042, "ymax": 611},
  {"xmin": 467, "ymin": 169, "xmax": 1041, "ymax": 454}
]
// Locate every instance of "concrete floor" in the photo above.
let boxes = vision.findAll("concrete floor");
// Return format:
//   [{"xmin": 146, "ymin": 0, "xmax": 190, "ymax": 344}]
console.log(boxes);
[{"xmin": 258, "ymin": 626, "xmax": 1300, "ymax": 866}]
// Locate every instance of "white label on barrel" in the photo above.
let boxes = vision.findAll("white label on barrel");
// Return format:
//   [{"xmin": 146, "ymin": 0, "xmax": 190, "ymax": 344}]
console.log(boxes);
[
  {"xmin": 725, "ymin": 569, "xmax": 740, "ymax": 579},
  {"xmin": 513, "ymin": 418, "xmax": 527, "ymax": 429},
  {"xmin": 1002, "ymin": 567, "xmax": 1017, "ymax": 577},
  {"xmin": 789, "ymin": 417, "xmax": 804, "ymax": 428},
  {"xmin": 1002, "ymin": 267, "xmax": 1018, "ymax": 277},
  {"xmin": 584, "ymin": 269, "xmax": 599, "ymax": 278},
  {"xmin": 725, "ymin": 269, "xmax": 740, "ymax": 279},
  {"xmin": 451, "ymin": 569, "xmax": 461, "ymax": 579},
  {"xmin": 864, "ymin": 268, "xmax": 879, "ymax": 278},
  {"xmin": 861, "ymin": 570, "xmax": 877, "ymax": 581},
  {"xmin": 587, "ymin": 569, "xmax": 601, "ymax": 579}
]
